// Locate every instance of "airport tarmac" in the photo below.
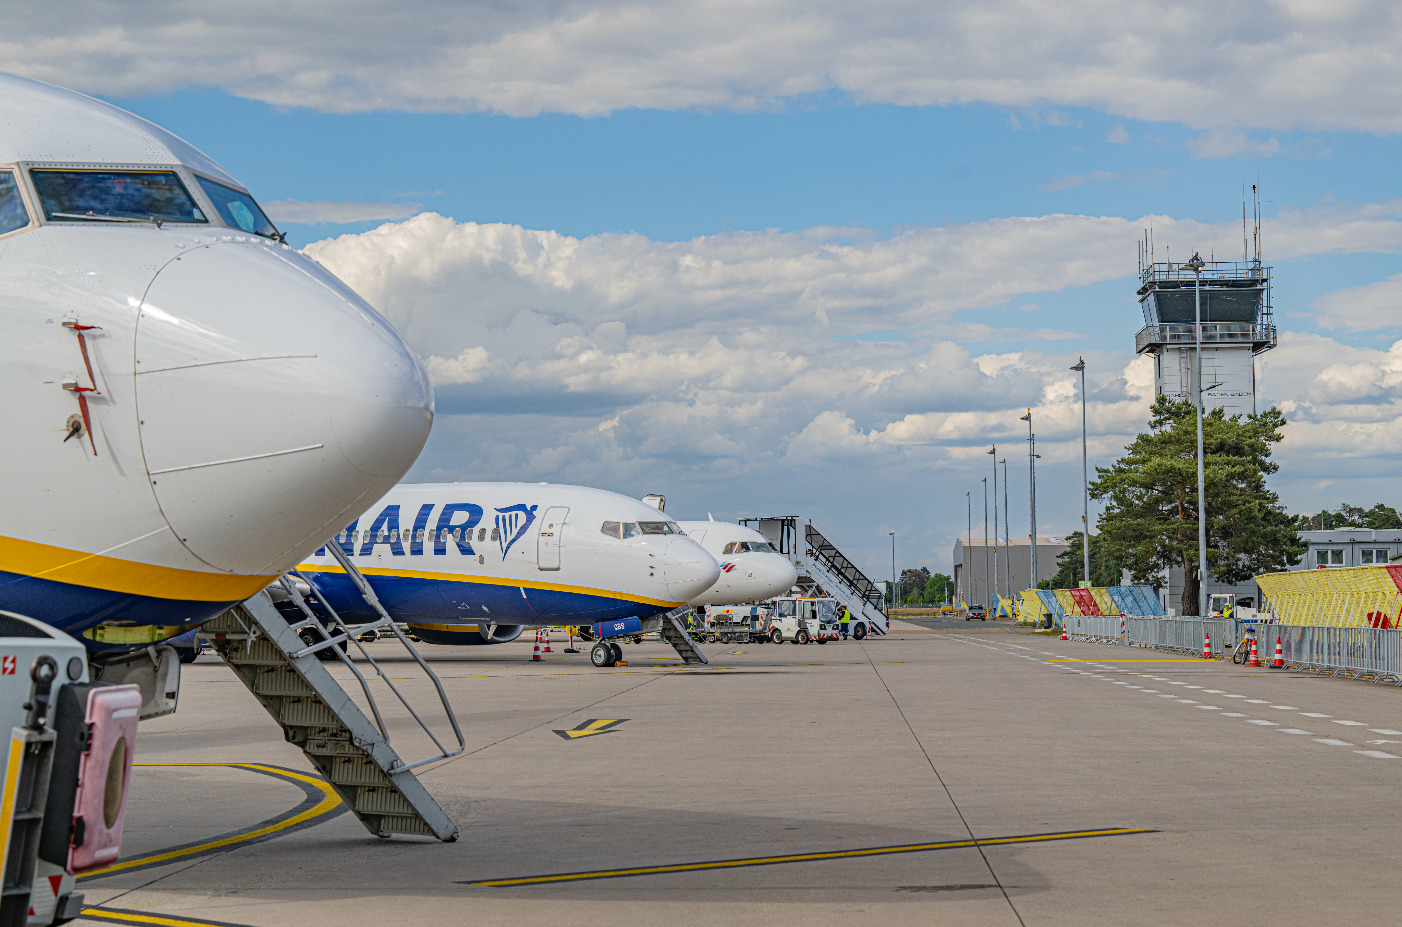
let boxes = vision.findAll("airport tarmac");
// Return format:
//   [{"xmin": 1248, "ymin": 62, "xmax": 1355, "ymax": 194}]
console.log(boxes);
[{"xmin": 76, "ymin": 625, "xmax": 1402, "ymax": 926}]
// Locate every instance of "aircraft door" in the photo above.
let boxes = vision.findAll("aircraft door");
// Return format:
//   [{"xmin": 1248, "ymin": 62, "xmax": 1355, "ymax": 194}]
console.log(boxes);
[{"xmin": 537, "ymin": 506, "xmax": 569, "ymax": 571}]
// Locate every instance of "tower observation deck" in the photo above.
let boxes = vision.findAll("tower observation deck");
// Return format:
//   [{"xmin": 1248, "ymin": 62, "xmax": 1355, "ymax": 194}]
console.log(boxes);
[{"xmin": 1135, "ymin": 260, "xmax": 1276, "ymax": 415}]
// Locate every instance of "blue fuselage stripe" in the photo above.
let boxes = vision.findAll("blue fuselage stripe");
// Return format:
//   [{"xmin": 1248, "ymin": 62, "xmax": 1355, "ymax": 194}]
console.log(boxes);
[{"xmin": 306, "ymin": 573, "xmax": 668, "ymax": 626}]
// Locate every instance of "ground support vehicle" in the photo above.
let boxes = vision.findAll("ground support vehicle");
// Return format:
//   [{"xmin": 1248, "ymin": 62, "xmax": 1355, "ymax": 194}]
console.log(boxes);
[
  {"xmin": 768, "ymin": 596, "xmax": 841, "ymax": 643},
  {"xmin": 702, "ymin": 605, "xmax": 772, "ymax": 643},
  {"xmin": 966, "ymin": 604, "xmax": 986, "ymax": 621}
]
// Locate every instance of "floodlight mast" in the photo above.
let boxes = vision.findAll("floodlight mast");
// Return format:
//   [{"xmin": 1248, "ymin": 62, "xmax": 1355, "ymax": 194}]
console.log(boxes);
[{"xmin": 1070, "ymin": 357, "xmax": 1090, "ymax": 587}]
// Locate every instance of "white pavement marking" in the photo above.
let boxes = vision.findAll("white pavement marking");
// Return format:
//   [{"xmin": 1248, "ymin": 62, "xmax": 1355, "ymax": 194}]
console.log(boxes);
[
  {"xmin": 1223, "ymin": 713, "xmax": 1248, "ymax": 717},
  {"xmin": 1277, "ymin": 729, "xmax": 1314, "ymax": 735},
  {"xmin": 1245, "ymin": 699, "xmax": 1269, "ymax": 704},
  {"xmin": 1315, "ymin": 739, "xmax": 1354, "ymax": 747},
  {"xmin": 1300, "ymin": 713, "xmax": 1331, "ymax": 718},
  {"xmin": 1224, "ymin": 695, "xmax": 1246, "ymax": 698},
  {"xmin": 1332, "ymin": 720, "xmax": 1366, "ymax": 726},
  {"xmin": 1156, "ymin": 694, "xmax": 1177, "ymax": 698},
  {"xmin": 1184, "ymin": 686, "xmax": 1203, "ymax": 689},
  {"xmin": 1370, "ymin": 729, "xmax": 1402, "ymax": 735},
  {"xmin": 1355, "ymin": 750, "xmax": 1400, "ymax": 759},
  {"xmin": 1197, "ymin": 706, "xmax": 1223, "ymax": 710},
  {"xmin": 1204, "ymin": 690, "xmax": 1227, "ymax": 694},
  {"xmin": 1246, "ymin": 720, "xmax": 1279, "ymax": 726},
  {"xmin": 1177, "ymin": 699, "xmax": 1198, "ymax": 704},
  {"xmin": 1269, "ymin": 706, "xmax": 1298, "ymax": 710}
]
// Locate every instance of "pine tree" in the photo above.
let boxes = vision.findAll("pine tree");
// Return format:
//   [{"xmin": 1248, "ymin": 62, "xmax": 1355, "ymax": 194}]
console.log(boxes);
[{"xmin": 1091, "ymin": 396, "xmax": 1305, "ymax": 616}]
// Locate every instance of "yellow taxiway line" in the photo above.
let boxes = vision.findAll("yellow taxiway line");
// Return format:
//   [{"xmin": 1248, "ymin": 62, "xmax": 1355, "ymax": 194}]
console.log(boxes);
[
  {"xmin": 465, "ymin": 827, "xmax": 1155, "ymax": 886},
  {"xmin": 80, "ymin": 763, "xmax": 342, "ymax": 879}
]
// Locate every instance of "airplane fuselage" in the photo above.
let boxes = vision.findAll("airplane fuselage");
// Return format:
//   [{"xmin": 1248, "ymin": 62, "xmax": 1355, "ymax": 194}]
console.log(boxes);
[{"xmin": 298, "ymin": 483, "xmax": 721, "ymax": 641}]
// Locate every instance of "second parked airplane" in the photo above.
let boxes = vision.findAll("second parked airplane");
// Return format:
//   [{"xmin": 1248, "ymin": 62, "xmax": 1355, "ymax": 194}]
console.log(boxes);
[{"xmin": 297, "ymin": 483, "xmax": 720, "ymax": 644}]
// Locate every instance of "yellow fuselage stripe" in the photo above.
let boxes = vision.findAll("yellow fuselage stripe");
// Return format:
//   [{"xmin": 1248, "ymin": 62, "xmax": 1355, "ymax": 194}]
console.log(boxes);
[
  {"xmin": 0, "ymin": 736, "xmax": 24, "ymax": 879},
  {"xmin": 80, "ymin": 763, "xmax": 341, "ymax": 877},
  {"xmin": 470, "ymin": 827, "xmax": 1153, "ymax": 886},
  {"xmin": 0, "ymin": 535, "xmax": 276, "ymax": 602},
  {"xmin": 302, "ymin": 561, "xmax": 680, "ymax": 609}
]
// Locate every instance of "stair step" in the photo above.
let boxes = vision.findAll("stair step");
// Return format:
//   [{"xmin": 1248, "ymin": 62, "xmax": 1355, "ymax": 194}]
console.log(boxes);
[
  {"xmin": 278, "ymin": 696, "xmax": 341, "ymax": 727},
  {"xmin": 252, "ymin": 666, "xmax": 316, "ymax": 696},
  {"xmin": 354, "ymin": 786, "xmax": 417, "ymax": 816},
  {"xmin": 326, "ymin": 756, "xmax": 391, "ymax": 787}
]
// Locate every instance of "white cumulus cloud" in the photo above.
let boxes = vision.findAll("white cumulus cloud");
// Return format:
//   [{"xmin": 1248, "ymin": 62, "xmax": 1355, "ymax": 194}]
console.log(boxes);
[{"xmin": 5, "ymin": 1, "xmax": 1402, "ymax": 131}]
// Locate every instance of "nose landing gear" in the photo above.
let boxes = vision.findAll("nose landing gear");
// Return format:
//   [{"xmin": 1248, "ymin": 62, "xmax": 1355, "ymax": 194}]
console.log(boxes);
[{"xmin": 590, "ymin": 641, "xmax": 626, "ymax": 667}]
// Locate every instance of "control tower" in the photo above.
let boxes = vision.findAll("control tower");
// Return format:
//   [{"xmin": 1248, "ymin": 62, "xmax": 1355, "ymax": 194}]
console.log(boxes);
[{"xmin": 1134, "ymin": 256, "xmax": 1276, "ymax": 415}]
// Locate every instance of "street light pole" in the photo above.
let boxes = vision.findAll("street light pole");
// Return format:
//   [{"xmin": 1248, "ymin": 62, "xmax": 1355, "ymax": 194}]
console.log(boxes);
[
  {"xmin": 1189, "ymin": 252, "xmax": 1208, "ymax": 617},
  {"xmin": 965, "ymin": 492, "xmax": 972, "ymax": 607},
  {"xmin": 1071, "ymin": 357, "xmax": 1090, "ymax": 586},
  {"xmin": 988, "ymin": 445, "xmax": 999, "ymax": 613},
  {"xmin": 889, "ymin": 531, "xmax": 896, "ymax": 612},
  {"xmin": 1020, "ymin": 410, "xmax": 1038, "ymax": 590},
  {"xmin": 982, "ymin": 477, "xmax": 989, "ymax": 612},
  {"xmin": 1001, "ymin": 458, "xmax": 1011, "ymax": 602}
]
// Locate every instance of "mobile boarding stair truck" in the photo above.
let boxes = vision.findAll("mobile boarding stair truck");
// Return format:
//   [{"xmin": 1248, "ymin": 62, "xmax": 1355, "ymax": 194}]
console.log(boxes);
[{"xmin": 0, "ymin": 612, "xmax": 140, "ymax": 926}]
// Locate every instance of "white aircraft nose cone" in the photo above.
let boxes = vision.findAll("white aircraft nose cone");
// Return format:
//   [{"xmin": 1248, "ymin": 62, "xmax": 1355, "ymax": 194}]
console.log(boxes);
[
  {"xmin": 135, "ymin": 243, "xmax": 432, "ymax": 575},
  {"xmin": 771, "ymin": 556, "xmax": 799, "ymax": 595},
  {"xmin": 662, "ymin": 538, "xmax": 721, "ymax": 602}
]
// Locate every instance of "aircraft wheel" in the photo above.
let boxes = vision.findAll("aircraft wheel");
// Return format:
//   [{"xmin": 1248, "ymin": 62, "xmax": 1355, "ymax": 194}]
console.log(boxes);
[
  {"xmin": 591, "ymin": 642, "xmax": 615, "ymax": 667},
  {"xmin": 176, "ymin": 647, "xmax": 199, "ymax": 664},
  {"xmin": 771, "ymin": 629, "xmax": 783, "ymax": 644},
  {"xmin": 852, "ymin": 623, "xmax": 867, "ymax": 640},
  {"xmin": 610, "ymin": 642, "xmax": 624, "ymax": 663}
]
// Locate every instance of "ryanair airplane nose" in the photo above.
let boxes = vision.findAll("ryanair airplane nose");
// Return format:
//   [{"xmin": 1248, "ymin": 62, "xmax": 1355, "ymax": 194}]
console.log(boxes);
[
  {"xmin": 136, "ymin": 241, "xmax": 433, "ymax": 576},
  {"xmin": 662, "ymin": 537, "xmax": 721, "ymax": 602}
]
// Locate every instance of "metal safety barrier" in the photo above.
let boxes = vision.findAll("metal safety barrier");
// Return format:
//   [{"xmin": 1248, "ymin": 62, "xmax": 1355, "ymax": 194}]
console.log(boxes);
[
  {"xmin": 1060, "ymin": 616, "xmax": 1402, "ymax": 684},
  {"xmin": 1260, "ymin": 625, "xmax": 1402, "ymax": 682}
]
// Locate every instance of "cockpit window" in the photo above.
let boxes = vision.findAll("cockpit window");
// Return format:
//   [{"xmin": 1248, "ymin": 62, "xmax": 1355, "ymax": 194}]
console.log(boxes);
[
  {"xmin": 601, "ymin": 521, "xmax": 622, "ymax": 539},
  {"xmin": 30, "ymin": 170, "xmax": 206, "ymax": 225},
  {"xmin": 194, "ymin": 176, "xmax": 279, "ymax": 238},
  {"xmin": 739, "ymin": 541, "xmax": 777, "ymax": 553},
  {"xmin": 0, "ymin": 172, "xmax": 30, "ymax": 235},
  {"xmin": 638, "ymin": 522, "xmax": 681, "ymax": 535},
  {"xmin": 621, "ymin": 523, "xmax": 642, "ymax": 539}
]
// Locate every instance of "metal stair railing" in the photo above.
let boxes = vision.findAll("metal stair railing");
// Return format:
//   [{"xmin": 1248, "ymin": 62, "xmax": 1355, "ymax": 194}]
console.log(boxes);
[
  {"xmin": 801, "ymin": 526, "xmax": 888, "ymax": 634},
  {"xmin": 284, "ymin": 542, "xmax": 465, "ymax": 771}
]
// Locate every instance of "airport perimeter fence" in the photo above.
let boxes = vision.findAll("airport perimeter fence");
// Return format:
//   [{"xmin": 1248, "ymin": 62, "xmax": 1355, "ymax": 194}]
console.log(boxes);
[{"xmin": 1061, "ymin": 616, "xmax": 1402, "ymax": 683}]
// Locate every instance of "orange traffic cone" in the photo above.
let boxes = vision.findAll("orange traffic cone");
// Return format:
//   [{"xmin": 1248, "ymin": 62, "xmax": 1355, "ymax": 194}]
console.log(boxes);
[
  {"xmin": 1060, "ymin": 621, "xmax": 1068, "ymax": 641},
  {"xmin": 1271, "ymin": 637, "xmax": 1284, "ymax": 669},
  {"xmin": 542, "ymin": 627, "xmax": 552, "ymax": 652},
  {"xmin": 531, "ymin": 632, "xmax": 542, "ymax": 662},
  {"xmin": 1246, "ymin": 637, "xmax": 1261, "ymax": 667},
  {"xmin": 1203, "ymin": 632, "xmax": 1211, "ymax": 659}
]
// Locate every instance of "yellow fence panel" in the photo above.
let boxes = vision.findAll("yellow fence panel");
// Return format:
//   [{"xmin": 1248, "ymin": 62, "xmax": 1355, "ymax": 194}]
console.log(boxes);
[{"xmin": 1255, "ymin": 566, "xmax": 1402, "ymax": 628}]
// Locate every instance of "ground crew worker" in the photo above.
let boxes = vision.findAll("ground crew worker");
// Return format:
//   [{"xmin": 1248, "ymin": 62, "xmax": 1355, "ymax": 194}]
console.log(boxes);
[
  {"xmin": 840, "ymin": 607, "xmax": 851, "ymax": 640},
  {"xmin": 1223, "ymin": 601, "xmax": 1234, "ymax": 620}
]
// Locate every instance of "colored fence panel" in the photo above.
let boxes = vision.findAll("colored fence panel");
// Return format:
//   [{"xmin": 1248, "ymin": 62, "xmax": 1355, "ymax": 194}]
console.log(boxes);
[
  {"xmin": 1037, "ymin": 590, "xmax": 1065, "ymax": 621},
  {"xmin": 1256, "ymin": 566, "xmax": 1402, "ymax": 628},
  {"xmin": 1069, "ymin": 588, "xmax": 1100, "ymax": 615},
  {"xmin": 1089, "ymin": 587, "xmax": 1116, "ymax": 615},
  {"xmin": 1052, "ymin": 589, "xmax": 1078, "ymax": 617}
]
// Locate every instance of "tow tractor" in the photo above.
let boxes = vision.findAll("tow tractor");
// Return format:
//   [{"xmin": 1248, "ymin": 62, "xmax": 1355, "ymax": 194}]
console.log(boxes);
[{"xmin": 769, "ymin": 596, "xmax": 842, "ymax": 644}]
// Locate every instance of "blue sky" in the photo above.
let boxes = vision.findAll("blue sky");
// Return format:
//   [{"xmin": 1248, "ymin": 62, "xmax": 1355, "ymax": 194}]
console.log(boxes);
[{"xmin": 24, "ymin": 0, "xmax": 1402, "ymax": 581}]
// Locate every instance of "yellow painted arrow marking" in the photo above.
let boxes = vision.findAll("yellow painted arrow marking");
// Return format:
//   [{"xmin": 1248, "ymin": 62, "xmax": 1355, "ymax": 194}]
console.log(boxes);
[{"xmin": 553, "ymin": 719, "xmax": 627, "ymax": 740}]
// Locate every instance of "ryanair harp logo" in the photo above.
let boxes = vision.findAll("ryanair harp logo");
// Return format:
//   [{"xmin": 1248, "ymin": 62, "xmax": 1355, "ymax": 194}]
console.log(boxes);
[{"xmin": 495, "ymin": 504, "xmax": 538, "ymax": 557}]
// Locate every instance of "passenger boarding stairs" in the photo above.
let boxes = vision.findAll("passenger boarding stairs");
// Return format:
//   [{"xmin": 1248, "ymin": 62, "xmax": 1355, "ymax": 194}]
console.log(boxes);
[
  {"xmin": 205, "ymin": 543, "xmax": 463, "ymax": 841},
  {"xmin": 741, "ymin": 517, "xmax": 888, "ymax": 635}
]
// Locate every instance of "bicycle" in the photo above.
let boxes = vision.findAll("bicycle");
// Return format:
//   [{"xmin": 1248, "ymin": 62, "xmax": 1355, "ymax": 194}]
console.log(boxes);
[{"xmin": 1230, "ymin": 627, "xmax": 1258, "ymax": 665}]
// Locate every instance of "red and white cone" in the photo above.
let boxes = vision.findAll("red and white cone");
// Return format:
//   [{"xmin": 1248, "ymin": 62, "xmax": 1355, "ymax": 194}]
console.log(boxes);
[
  {"xmin": 1203, "ymin": 632, "xmax": 1211, "ymax": 659},
  {"xmin": 542, "ymin": 627, "xmax": 552, "ymax": 652},
  {"xmin": 1246, "ymin": 637, "xmax": 1261, "ymax": 667},
  {"xmin": 1060, "ymin": 620, "xmax": 1068, "ymax": 641},
  {"xmin": 1271, "ymin": 637, "xmax": 1284, "ymax": 669},
  {"xmin": 531, "ymin": 633, "xmax": 542, "ymax": 662},
  {"xmin": 1120, "ymin": 617, "xmax": 1126, "ymax": 639}
]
